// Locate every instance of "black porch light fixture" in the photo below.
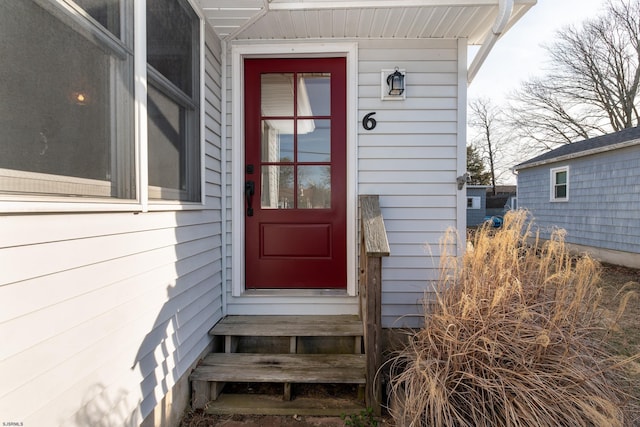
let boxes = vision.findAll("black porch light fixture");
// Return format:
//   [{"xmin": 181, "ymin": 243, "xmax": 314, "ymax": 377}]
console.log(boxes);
[{"xmin": 386, "ymin": 67, "xmax": 405, "ymax": 96}]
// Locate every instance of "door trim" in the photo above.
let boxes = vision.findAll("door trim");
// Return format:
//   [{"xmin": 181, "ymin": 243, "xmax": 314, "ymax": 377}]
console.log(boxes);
[{"xmin": 231, "ymin": 42, "xmax": 359, "ymax": 297}]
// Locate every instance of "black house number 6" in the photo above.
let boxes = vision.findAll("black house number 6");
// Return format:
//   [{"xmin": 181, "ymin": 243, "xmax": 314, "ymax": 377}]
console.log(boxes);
[{"xmin": 363, "ymin": 112, "xmax": 377, "ymax": 130}]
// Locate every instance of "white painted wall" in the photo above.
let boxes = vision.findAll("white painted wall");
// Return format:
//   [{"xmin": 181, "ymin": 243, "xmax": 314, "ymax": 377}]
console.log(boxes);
[{"xmin": 0, "ymin": 27, "xmax": 224, "ymax": 427}]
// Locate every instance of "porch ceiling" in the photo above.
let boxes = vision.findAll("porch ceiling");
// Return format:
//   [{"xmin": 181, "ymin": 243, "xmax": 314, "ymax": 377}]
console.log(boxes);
[{"xmin": 198, "ymin": 0, "xmax": 535, "ymax": 44}]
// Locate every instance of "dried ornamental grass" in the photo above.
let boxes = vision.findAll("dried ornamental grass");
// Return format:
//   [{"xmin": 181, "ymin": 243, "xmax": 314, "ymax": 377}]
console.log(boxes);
[{"xmin": 387, "ymin": 210, "xmax": 634, "ymax": 427}]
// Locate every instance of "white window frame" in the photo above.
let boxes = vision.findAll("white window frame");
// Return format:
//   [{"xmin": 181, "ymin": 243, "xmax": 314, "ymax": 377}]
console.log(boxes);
[
  {"xmin": 0, "ymin": 0, "xmax": 205, "ymax": 213},
  {"xmin": 550, "ymin": 166, "xmax": 569, "ymax": 202},
  {"xmin": 230, "ymin": 42, "xmax": 359, "ymax": 297},
  {"xmin": 146, "ymin": 0, "xmax": 204, "ymax": 208},
  {"xmin": 467, "ymin": 196, "xmax": 481, "ymax": 209}
]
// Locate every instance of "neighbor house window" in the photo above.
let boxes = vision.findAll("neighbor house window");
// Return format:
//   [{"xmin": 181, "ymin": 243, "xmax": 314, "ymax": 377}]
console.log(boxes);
[
  {"xmin": 0, "ymin": 0, "xmax": 135, "ymax": 199},
  {"xmin": 550, "ymin": 166, "xmax": 569, "ymax": 201},
  {"xmin": 467, "ymin": 196, "xmax": 481, "ymax": 209},
  {"xmin": 147, "ymin": 0, "xmax": 201, "ymax": 202}
]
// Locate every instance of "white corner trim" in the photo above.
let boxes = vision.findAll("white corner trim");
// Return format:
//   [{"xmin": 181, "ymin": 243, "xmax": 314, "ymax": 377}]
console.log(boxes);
[
  {"xmin": 231, "ymin": 41, "xmax": 359, "ymax": 297},
  {"xmin": 457, "ymin": 38, "xmax": 468, "ymax": 255},
  {"xmin": 220, "ymin": 38, "xmax": 229, "ymax": 316}
]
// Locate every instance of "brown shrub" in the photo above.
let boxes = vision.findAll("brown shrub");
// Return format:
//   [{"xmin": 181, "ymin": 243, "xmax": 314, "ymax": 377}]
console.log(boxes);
[{"xmin": 387, "ymin": 210, "xmax": 635, "ymax": 427}]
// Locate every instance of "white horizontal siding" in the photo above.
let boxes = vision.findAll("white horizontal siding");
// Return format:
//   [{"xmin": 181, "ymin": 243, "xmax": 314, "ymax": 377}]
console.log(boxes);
[
  {"xmin": 358, "ymin": 38, "xmax": 461, "ymax": 328},
  {"xmin": 0, "ymin": 28, "xmax": 224, "ymax": 426}
]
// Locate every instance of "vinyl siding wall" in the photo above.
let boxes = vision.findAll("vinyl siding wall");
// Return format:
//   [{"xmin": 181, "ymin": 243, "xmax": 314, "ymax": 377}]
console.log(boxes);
[
  {"xmin": 517, "ymin": 145, "xmax": 640, "ymax": 255},
  {"xmin": 222, "ymin": 38, "xmax": 465, "ymax": 327},
  {"xmin": 0, "ymin": 28, "xmax": 224, "ymax": 427},
  {"xmin": 358, "ymin": 39, "xmax": 462, "ymax": 328}
]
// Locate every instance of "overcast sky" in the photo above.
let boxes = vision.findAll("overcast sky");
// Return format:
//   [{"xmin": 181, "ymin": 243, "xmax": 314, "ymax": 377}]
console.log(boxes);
[
  {"xmin": 467, "ymin": 0, "xmax": 607, "ymax": 183},
  {"xmin": 468, "ymin": 0, "xmax": 606, "ymax": 102}
]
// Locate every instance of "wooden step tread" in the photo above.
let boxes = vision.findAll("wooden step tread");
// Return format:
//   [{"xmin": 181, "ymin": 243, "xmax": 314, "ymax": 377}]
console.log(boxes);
[
  {"xmin": 203, "ymin": 393, "xmax": 365, "ymax": 416},
  {"xmin": 190, "ymin": 353, "xmax": 366, "ymax": 384},
  {"xmin": 210, "ymin": 315, "xmax": 363, "ymax": 337}
]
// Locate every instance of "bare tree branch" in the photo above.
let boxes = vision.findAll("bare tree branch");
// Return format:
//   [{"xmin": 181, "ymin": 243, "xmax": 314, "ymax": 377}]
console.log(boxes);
[
  {"xmin": 508, "ymin": 0, "xmax": 640, "ymax": 152},
  {"xmin": 468, "ymin": 98, "xmax": 515, "ymax": 189}
]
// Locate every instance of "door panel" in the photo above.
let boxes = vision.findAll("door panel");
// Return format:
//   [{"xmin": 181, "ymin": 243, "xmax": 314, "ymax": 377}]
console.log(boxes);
[
  {"xmin": 244, "ymin": 58, "xmax": 347, "ymax": 289},
  {"xmin": 261, "ymin": 224, "xmax": 331, "ymax": 258}
]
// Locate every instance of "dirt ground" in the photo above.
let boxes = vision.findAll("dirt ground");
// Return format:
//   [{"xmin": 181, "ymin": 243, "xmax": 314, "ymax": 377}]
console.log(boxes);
[
  {"xmin": 179, "ymin": 413, "xmax": 353, "ymax": 427},
  {"xmin": 180, "ymin": 263, "xmax": 640, "ymax": 427},
  {"xmin": 597, "ymin": 263, "xmax": 640, "ymax": 417}
]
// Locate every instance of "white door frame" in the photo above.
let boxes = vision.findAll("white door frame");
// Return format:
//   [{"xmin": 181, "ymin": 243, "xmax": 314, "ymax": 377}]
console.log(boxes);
[{"xmin": 231, "ymin": 41, "xmax": 359, "ymax": 297}]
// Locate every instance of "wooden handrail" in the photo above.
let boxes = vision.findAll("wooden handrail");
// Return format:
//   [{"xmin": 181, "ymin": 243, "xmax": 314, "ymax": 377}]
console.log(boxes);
[
  {"xmin": 360, "ymin": 195, "xmax": 391, "ymax": 256},
  {"xmin": 359, "ymin": 195, "xmax": 390, "ymax": 415}
]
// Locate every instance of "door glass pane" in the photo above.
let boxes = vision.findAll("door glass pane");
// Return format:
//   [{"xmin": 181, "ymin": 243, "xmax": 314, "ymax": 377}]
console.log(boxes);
[
  {"xmin": 298, "ymin": 119, "xmax": 330, "ymax": 162},
  {"xmin": 298, "ymin": 166, "xmax": 331, "ymax": 209},
  {"xmin": 261, "ymin": 120, "xmax": 294, "ymax": 162},
  {"xmin": 261, "ymin": 74, "xmax": 294, "ymax": 117},
  {"xmin": 261, "ymin": 165, "xmax": 294, "ymax": 209},
  {"xmin": 298, "ymin": 74, "xmax": 330, "ymax": 116}
]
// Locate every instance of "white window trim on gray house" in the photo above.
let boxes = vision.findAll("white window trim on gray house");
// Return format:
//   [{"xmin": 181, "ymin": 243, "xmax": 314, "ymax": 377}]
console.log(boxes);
[
  {"xmin": 550, "ymin": 165, "xmax": 569, "ymax": 202},
  {"xmin": 467, "ymin": 196, "xmax": 481, "ymax": 209}
]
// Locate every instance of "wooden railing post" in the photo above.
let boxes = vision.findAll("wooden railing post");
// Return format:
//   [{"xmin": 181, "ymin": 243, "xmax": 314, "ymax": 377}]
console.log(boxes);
[{"xmin": 359, "ymin": 195, "xmax": 390, "ymax": 416}]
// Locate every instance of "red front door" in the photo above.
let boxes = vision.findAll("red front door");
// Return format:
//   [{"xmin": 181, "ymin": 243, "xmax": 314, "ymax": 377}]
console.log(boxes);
[{"xmin": 244, "ymin": 58, "xmax": 347, "ymax": 289}]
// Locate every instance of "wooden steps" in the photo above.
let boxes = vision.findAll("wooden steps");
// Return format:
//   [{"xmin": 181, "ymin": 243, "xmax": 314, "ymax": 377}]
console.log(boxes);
[
  {"xmin": 190, "ymin": 315, "xmax": 367, "ymax": 414},
  {"xmin": 202, "ymin": 393, "xmax": 365, "ymax": 417},
  {"xmin": 210, "ymin": 315, "xmax": 363, "ymax": 337},
  {"xmin": 192, "ymin": 353, "xmax": 366, "ymax": 384}
]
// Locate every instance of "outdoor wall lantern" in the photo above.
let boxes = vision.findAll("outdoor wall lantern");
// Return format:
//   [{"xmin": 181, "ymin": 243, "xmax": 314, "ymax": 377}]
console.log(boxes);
[
  {"xmin": 381, "ymin": 68, "xmax": 406, "ymax": 100},
  {"xmin": 387, "ymin": 68, "xmax": 405, "ymax": 95}
]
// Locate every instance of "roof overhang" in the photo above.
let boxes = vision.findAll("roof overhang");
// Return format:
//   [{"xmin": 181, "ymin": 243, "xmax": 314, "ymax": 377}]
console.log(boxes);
[
  {"xmin": 198, "ymin": 1, "xmax": 536, "ymax": 79},
  {"xmin": 198, "ymin": 1, "xmax": 535, "ymax": 41}
]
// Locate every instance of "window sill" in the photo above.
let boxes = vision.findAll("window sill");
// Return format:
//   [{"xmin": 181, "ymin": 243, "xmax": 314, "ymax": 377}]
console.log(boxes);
[{"xmin": 0, "ymin": 198, "xmax": 206, "ymax": 213}]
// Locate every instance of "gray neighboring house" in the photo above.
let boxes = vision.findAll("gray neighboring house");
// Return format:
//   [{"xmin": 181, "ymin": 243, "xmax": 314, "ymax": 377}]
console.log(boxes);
[
  {"xmin": 466, "ymin": 185, "xmax": 489, "ymax": 226},
  {"xmin": 486, "ymin": 185, "xmax": 518, "ymax": 217},
  {"xmin": 487, "ymin": 185, "xmax": 518, "ymax": 216},
  {"xmin": 514, "ymin": 127, "xmax": 640, "ymax": 268}
]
